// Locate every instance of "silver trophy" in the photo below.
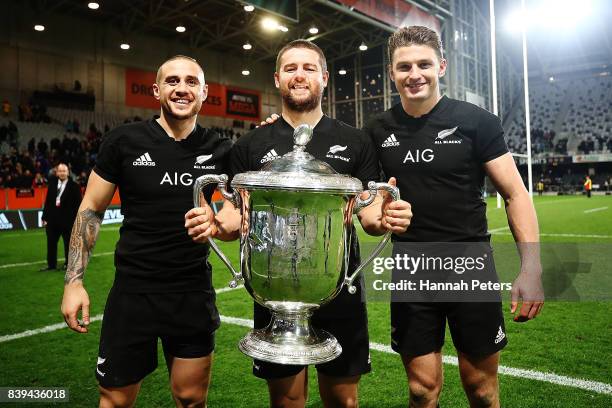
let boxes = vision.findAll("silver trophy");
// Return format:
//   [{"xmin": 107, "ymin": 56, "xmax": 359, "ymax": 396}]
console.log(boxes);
[{"xmin": 193, "ymin": 124, "xmax": 399, "ymax": 365}]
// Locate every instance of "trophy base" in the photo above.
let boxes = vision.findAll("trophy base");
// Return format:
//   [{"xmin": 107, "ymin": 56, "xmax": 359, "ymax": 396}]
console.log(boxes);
[{"xmin": 238, "ymin": 309, "xmax": 342, "ymax": 365}]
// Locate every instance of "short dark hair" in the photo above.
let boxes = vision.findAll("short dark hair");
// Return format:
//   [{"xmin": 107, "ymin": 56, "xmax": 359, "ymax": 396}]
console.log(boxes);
[
  {"xmin": 276, "ymin": 40, "xmax": 327, "ymax": 72},
  {"xmin": 156, "ymin": 55, "xmax": 205, "ymax": 83},
  {"xmin": 387, "ymin": 26, "xmax": 443, "ymax": 64}
]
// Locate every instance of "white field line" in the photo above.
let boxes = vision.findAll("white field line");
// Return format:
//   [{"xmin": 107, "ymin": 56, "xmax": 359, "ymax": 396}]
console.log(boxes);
[
  {"xmin": 491, "ymin": 232, "xmax": 612, "ymax": 239},
  {"xmin": 1, "ymin": 287, "xmax": 610, "ymax": 396},
  {"xmin": 0, "ymin": 252, "xmax": 115, "ymax": 269},
  {"xmin": 488, "ymin": 226, "xmax": 510, "ymax": 233},
  {"xmin": 584, "ymin": 207, "xmax": 608, "ymax": 214},
  {"xmin": 0, "ymin": 285, "xmax": 245, "ymax": 342},
  {"xmin": 0, "ymin": 315, "xmax": 104, "ymax": 343}
]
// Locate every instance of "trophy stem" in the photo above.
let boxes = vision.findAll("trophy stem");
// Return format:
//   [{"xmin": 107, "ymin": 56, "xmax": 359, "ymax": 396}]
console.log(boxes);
[{"xmin": 238, "ymin": 308, "xmax": 342, "ymax": 365}]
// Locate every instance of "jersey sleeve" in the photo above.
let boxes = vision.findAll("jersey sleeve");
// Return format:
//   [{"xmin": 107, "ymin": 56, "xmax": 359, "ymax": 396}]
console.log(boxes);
[
  {"xmin": 215, "ymin": 136, "xmax": 234, "ymax": 176},
  {"xmin": 363, "ymin": 117, "xmax": 388, "ymax": 181},
  {"xmin": 353, "ymin": 130, "xmax": 382, "ymax": 187},
  {"xmin": 94, "ymin": 129, "xmax": 122, "ymax": 184},
  {"xmin": 228, "ymin": 133, "xmax": 253, "ymax": 178},
  {"xmin": 475, "ymin": 112, "xmax": 509, "ymax": 163}
]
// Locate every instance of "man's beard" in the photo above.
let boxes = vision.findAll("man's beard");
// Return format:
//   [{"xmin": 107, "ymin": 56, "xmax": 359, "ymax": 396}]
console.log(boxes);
[{"xmin": 281, "ymin": 88, "xmax": 322, "ymax": 113}]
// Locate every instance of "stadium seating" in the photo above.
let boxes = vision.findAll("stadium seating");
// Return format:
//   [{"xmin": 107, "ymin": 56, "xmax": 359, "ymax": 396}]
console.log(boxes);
[{"xmin": 504, "ymin": 74, "xmax": 612, "ymax": 155}]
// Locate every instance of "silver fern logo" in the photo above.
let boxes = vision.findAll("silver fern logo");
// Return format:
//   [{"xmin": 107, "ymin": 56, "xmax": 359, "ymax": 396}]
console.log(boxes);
[
  {"xmin": 436, "ymin": 127, "xmax": 458, "ymax": 140},
  {"xmin": 195, "ymin": 154, "xmax": 212, "ymax": 164},
  {"xmin": 194, "ymin": 154, "xmax": 215, "ymax": 169},
  {"xmin": 434, "ymin": 127, "xmax": 461, "ymax": 144},
  {"xmin": 326, "ymin": 145, "xmax": 350, "ymax": 162},
  {"xmin": 328, "ymin": 145, "xmax": 347, "ymax": 154}
]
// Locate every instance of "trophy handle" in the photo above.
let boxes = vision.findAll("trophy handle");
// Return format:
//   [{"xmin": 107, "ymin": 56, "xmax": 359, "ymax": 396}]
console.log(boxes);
[
  {"xmin": 344, "ymin": 181, "xmax": 400, "ymax": 294},
  {"xmin": 193, "ymin": 174, "xmax": 243, "ymax": 288}
]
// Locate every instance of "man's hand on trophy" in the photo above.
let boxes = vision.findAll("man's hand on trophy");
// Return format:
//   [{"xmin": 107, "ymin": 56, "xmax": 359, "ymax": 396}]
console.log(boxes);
[
  {"xmin": 381, "ymin": 177, "xmax": 412, "ymax": 234},
  {"xmin": 185, "ymin": 201, "xmax": 218, "ymax": 243},
  {"xmin": 259, "ymin": 113, "xmax": 280, "ymax": 127}
]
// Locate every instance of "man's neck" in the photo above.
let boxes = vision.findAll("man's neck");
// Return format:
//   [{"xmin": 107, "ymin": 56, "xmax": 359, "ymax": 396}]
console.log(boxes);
[
  {"xmin": 400, "ymin": 94, "xmax": 442, "ymax": 118},
  {"xmin": 281, "ymin": 106, "xmax": 324, "ymax": 129},
  {"xmin": 156, "ymin": 112, "xmax": 197, "ymax": 141}
]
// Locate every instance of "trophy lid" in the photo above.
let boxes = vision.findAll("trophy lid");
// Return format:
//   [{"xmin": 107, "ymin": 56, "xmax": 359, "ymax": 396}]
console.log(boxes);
[{"xmin": 231, "ymin": 124, "xmax": 364, "ymax": 194}]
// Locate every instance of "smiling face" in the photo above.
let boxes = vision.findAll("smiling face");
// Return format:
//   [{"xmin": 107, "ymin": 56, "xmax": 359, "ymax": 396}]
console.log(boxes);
[
  {"xmin": 389, "ymin": 44, "xmax": 446, "ymax": 108},
  {"xmin": 275, "ymin": 47, "xmax": 328, "ymax": 113},
  {"xmin": 153, "ymin": 58, "xmax": 207, "ymax": 121}
]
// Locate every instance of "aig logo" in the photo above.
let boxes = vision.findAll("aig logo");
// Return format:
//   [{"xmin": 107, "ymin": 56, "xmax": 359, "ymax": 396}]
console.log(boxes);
[
  {"xmin": 403, "ymin": 149, "xmax": 434, "ymax": 163},
  {"xmin": 160, "ymin": 172, "xmax": 194, "ymax": 186}
]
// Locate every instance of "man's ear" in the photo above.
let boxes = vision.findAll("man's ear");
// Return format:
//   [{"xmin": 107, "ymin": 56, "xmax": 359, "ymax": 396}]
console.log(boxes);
[
  {"xmin": 202, "ymin": 83, "xmax": 208, "ymax": 102},
  {"xmin": 438, "ymin": 58, "xmax": 447, "ymax": 78},
  {"xmin": 274, "ymin": 72, "xmax": 280, "ymax": 88},
  {"xmin": 153, "ymin": 83, "xmax": 160, "ymax": 100},
  {"xmin": 322, "ymin": 70, "xmax": 329, "ymax": 88}
]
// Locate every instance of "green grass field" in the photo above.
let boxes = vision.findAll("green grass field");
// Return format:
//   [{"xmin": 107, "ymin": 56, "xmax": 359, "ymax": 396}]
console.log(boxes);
[{"xmin": 0, "ymin": 195, "xmax": 611, "ymax": 407}]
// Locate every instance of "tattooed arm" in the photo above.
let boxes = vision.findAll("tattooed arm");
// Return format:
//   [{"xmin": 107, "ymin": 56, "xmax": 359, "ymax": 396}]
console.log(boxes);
[{"xmin": 61, "ymin": 171, "xmax": 116, "ymax": 333}]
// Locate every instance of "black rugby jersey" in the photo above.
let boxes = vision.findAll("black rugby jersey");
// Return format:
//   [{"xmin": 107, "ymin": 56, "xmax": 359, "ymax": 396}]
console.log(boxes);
[
  {"xmin": 94, "ymin": 118, "xmax": 232, "ymax": 292},
  {"xmin": 229, "ymin": 115, "xmax": 380, "ymax": 316},
  {"xmin": 365, "ymin": 96, "xmax": 508, "ymax": 242}
]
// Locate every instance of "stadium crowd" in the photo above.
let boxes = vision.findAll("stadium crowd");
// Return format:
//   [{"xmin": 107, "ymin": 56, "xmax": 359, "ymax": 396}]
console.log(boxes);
[
  {"xmin": 506, "ymin": 127, "xmax": 569, "ymax": 155},
  {"xmin": 0, "ymin": 100, "xmax": 245, "ymax": 189}
]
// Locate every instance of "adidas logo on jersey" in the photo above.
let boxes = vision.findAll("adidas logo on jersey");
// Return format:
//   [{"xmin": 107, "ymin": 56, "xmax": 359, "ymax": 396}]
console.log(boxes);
[
  {"xmin": 133, "ymin": 152, "xmax": 156, "ymax": 166},
  {"xmin": 0, "ymin": 213, "xmax": 13, "ymax": 230},
  {"xmin": 261, "ymin": 149, "xmax": 280, "ymax": 163},
  {"xmin": 494, "ymin": 325, "xmax": 506, "ymax": 344},
  {"xmin": 194, "ymin": 154, "xmax": 215, "ymax": 170},
  {"xmin": 382, "ymin": 134, "xmax": 400, "ymax": 147}
]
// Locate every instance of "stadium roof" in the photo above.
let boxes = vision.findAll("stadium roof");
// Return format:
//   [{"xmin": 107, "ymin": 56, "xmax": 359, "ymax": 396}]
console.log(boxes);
[
  {"xmin": 20, "ymin": 0, "xmax": 450, "ymax": 63},
  {"xmin": 491, "ymin": 0, "xmax": 612, "ymax": 80}
]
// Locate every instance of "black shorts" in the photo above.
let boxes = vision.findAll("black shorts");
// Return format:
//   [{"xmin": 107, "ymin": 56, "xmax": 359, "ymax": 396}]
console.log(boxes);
[
  {"xmin": 252, "ymin": 302, "xmax": 371, "ymax": 380},
  {"xmin": 96, "ymin": 286, "xmax": 220, "ymax": 388},
  {"xmin": 390, "ymin": 301, "xmax": 507, "ymax": 357}
]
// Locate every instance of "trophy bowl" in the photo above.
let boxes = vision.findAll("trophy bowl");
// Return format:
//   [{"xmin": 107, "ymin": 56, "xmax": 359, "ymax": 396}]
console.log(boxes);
[{"xmin": 194, "ymin": 124, "xmax": 398, "ymax": 365}]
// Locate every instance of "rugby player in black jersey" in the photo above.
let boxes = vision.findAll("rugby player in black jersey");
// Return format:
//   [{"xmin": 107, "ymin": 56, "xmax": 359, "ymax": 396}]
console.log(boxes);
[
  {"xmin": 364, "ymin": 27, "xmax": 544, "ymax": 408},
  {"xmin": 61, "ymin": 55, "xmax": 235, "ymax": 407},
  {"xmin": 185, "ymin": 40, "xmax": 412, "ymax": 408}
]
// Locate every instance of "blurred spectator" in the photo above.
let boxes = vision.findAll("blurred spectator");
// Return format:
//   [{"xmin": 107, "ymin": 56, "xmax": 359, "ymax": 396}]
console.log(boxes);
[
  {"xmin": 32, "ymin": 171, "xmax": 47, "ymax": 187},
  {"xmin": 2, "ymin": 99, "xmax": 10, "ymax": 117},
  {"xmin": 77, "ymin": 170, "xmax": 88, "ymax": 191},
  {"xmin": 584, "ymin": 175, "xmax": 592, "ymax": 198},
  {"xmin": 40, "ymin": 163, "xmax": 82, "ymax": 271}
]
